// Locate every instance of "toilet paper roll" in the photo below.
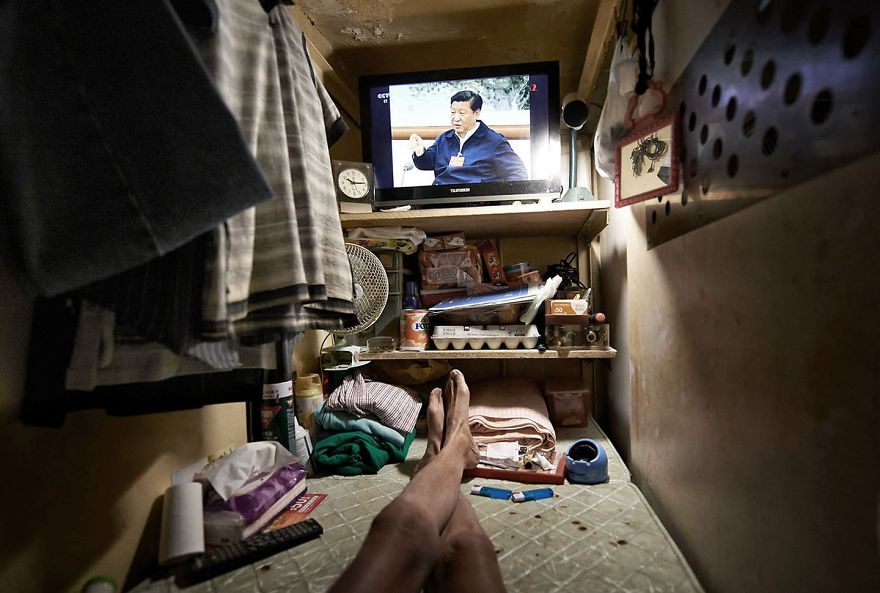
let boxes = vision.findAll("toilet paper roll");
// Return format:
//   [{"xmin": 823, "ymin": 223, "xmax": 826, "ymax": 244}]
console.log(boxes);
[{"xmin": 159, "ymin": 482, "xmax": 205, "ymax": 566}]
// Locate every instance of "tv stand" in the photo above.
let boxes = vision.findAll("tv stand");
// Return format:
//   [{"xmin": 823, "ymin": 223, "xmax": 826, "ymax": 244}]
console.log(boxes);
[
  {"xmin": 410, "ymin": 197, "xmax": 544, "ymax": 210},
  {"xmin": 342, "ymin": 200, "xmax": 609, "ymax": 238},
  {"xmin": 375, "ymin": 189, "xmax": 561, "ymax": 210}
]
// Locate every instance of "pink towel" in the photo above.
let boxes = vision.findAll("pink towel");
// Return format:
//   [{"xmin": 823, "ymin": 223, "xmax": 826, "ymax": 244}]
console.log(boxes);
[{"xmin": 468, "ymin": 377, "xmax": 557, "ymax": 455}]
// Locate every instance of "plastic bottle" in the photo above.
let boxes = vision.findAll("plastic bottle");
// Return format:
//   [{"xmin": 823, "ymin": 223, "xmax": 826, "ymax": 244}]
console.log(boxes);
[
  {"xmin": 403, "ymin": 280, "xmax": 422, "ymax": 309},
  {"xmin": 294, "ymin": 373, "xmax": 323, "ymax": 431},
  {"xmin": 260, "ymin": 377, "xmax": 294, "ymax": 451}
]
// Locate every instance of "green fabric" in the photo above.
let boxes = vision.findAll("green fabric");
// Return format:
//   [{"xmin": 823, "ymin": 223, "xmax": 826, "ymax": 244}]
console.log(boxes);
[{"xmin": 313, "ymin": 428, "xmax": 416, "ymax": 475}]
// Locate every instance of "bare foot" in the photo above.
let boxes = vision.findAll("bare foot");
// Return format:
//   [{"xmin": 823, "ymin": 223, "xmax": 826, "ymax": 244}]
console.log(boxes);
[
  {"xmin": 414, "ymin": 387, "xmax": 444, "ymax": 475},
  {"xmin": 441, "ymin": 370, "xmax": 480, "ymax": 469}
]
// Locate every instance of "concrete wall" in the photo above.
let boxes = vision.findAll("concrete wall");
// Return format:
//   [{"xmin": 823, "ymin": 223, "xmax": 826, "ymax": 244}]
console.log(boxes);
[{"xmin": 601, "ymin": 1, "xmax": 880, "ymax": 591}]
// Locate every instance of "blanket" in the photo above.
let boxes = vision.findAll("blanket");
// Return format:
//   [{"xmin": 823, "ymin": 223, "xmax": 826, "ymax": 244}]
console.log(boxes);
[{"xmin": 468, "ymin": 377, "xmax": 557, "ymax": 455}]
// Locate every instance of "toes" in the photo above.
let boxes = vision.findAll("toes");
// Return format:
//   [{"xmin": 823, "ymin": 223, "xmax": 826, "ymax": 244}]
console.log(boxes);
[{"xmin": 427, "ymin": 388, "xmax": 444, "ymax": 433}]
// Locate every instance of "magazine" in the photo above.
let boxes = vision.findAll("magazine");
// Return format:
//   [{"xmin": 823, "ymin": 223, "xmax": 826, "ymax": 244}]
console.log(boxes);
[
  {"xmin": 263, "ymin": 492, "xmax": 328, "ymax": 532},
  {"xmin": 428, "ymin": 284, "xmax": 539, "ymax": 313}
]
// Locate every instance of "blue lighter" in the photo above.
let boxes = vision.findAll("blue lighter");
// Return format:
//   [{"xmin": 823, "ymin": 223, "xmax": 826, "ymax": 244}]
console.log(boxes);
[
  {"xmin": 511, "ymin": 487, "xmax": 554, "ymax": 502},
  {"xmin": 470, "ymin": 485, "xmax": 513, "ymax": 500}
]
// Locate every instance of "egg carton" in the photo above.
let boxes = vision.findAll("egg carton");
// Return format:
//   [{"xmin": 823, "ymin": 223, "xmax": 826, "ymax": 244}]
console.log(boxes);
[{"xmin": 431, "ymin": 325, "xmax": 540, "ymax": 350}]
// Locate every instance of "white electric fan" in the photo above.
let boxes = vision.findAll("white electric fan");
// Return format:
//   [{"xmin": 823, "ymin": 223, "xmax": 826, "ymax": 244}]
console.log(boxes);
[{"xmin": 321, "ymin": 243, "xmax": 389, "ymax": 371}]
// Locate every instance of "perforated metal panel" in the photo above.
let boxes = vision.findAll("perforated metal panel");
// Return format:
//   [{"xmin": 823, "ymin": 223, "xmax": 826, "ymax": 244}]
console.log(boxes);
[{"xmin": 647, "ymin": 0, "xmax": 880, "ymax": 247}]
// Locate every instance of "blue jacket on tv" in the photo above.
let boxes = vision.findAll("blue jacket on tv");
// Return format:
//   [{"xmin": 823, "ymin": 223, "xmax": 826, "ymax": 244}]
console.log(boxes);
[{"xmin": 412, "ymin": 121, "xmax": 527, "ymax": 185}]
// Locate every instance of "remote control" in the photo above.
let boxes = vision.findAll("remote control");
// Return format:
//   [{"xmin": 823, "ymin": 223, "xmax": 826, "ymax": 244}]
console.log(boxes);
[{"xmin": 176, "ymin": 518, "xmax": 323, "ymax": 588}]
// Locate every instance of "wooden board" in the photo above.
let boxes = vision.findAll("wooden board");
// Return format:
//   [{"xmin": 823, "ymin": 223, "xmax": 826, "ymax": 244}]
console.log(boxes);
[{"xmin": 463, "ymin": 450, "xmax": 567, "ymax": 485}]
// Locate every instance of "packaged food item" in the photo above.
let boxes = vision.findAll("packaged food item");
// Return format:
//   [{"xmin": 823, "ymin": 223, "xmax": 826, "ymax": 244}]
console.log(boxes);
[
  {"xmin": 478, "ymin": 240, "xmax": 507, "ymax": 284},
  {"xmin": 545, "ymin": 299, "xmax": 590, "ymax": 316},
  {"xmin": 400, "ymin": 309, "xmax": 430, "ymax": 350},
  {"xmin": 518, "ymin": 269, "xmax": 543, "ymax": 286},
  {"xmin": 503, "ymin": 261, "xmax": 531, "ymax": 286},
  {"xmin": 418, "ymin": 245, "xmax": 482, "ymax": 289},
  {"xmin": 503, "ymin": 261, "xmax": 530, "ymax": 275},
  {"xmin": 431, "ymin": 324, "xmax": 540, "ymax": 350},
  {"xmin": 422, "ymin": 232, "xmax": 466, "ymax": 251}
]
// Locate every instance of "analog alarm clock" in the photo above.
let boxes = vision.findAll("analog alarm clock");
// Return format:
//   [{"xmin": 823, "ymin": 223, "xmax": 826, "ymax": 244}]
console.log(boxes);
[{"xmin": 332, "ymin": 160, "xmax": 374, "ymax": 206}]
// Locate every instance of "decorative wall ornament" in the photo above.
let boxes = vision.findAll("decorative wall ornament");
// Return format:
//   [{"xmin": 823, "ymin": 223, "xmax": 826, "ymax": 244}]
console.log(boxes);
[{"xmin": 615, "ymin": 113, "xmax": 680, "ymax": 208}]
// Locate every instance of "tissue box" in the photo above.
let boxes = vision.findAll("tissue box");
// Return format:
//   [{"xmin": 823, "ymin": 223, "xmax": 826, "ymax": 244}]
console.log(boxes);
[{"xmin": 203, "ymin": 462, "xmax": 307, "ymax": 544}]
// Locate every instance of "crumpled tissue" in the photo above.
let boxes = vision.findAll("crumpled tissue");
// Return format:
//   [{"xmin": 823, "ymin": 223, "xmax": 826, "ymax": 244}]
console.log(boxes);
[{"xmin": 203, "ymin": 441, "xmax": 298, "ymax": 501}]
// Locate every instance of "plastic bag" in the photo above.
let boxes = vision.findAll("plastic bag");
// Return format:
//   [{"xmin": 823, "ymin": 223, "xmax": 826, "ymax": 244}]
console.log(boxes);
[{"xmin": 594, "ymin": 35, "xmax": 639, "ymax": 179}]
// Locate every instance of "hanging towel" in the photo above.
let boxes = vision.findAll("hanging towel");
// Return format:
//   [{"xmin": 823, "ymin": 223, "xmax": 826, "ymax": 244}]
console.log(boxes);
[
  {"xmin": 468, "ymin": 377, "xmax": 557, "ymax": 455},
  {"xmin": 313, "ymin": 429, "xmax": 416, "ymax": 476}
]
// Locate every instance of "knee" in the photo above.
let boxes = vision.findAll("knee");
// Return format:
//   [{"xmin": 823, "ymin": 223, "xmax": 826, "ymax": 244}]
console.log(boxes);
[
  {"xmin": 441, "ymin": 523, "xmax": 496, "ymax": 563},
  {"xmin": 370, "ymin": 499, "xmax": 441, "ymax": 569}
]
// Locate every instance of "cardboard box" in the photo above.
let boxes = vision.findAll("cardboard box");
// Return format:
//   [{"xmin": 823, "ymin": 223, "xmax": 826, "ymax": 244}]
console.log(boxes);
[
  {"xmin": 545, "ymin": 299, "xmax": 590, "ymax": 316},
  {"xmin": 545, "ymin": 378, "xmax": 590, "ymax": 427}
]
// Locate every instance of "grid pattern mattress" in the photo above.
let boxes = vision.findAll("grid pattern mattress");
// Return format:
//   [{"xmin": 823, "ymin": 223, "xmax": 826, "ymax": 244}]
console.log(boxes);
[{"xmin": 132, "ymin": 421, "xmax": 703, "ymax": 593}]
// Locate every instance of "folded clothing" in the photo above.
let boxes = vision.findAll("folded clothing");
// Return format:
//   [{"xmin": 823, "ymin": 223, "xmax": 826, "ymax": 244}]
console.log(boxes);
[
  {"xmin": 468, "ymin": 377, "xmax": 557, "ymax": 455},
  {"xmin": 313, "ymin": 429, "xmax": 416, "ymax": 475},
  {"xmin": 314, "ymin": 400, "xmax": 407, "ymax": 448},
  {"xmin": 325, "ymin": 372, "xmax": 421, "ymax": 434}
]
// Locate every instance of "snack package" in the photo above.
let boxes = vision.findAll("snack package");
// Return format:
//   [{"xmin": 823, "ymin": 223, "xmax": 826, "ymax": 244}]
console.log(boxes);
[
  {"xmin": 478, "ymin": 240, "xmax": 507, "ymax": 285},
  {"xmin": 419, "ymin": 245, "xmax": 482, "ymax": 289},
  {"xmin": 422, "ymin": 232, "xmax": 466, "ymax": 252}
]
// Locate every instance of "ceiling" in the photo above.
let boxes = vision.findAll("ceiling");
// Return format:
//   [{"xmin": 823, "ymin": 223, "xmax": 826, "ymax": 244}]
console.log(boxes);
[{"xmin": 288, "ymin": 0, "xmax": 623, "ymax": 128}]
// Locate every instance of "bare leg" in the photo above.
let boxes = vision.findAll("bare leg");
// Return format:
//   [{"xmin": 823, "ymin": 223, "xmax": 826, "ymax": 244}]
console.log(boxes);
[
  {"xmin": 426, "ymin": 492, "xmax": 508, "ymax": 593},
  {"xmin": 329, "ymin": 370, "xmax": 477, "ymax": 593}
]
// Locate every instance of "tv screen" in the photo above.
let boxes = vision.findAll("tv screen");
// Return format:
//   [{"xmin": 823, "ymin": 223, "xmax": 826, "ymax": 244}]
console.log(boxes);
[{"xmin": 360, "ymin": 61, "xmax": 562, "ymax": 208}]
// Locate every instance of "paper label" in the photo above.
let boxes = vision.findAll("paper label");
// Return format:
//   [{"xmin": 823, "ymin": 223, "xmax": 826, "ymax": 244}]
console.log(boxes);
[{"xmin": 262, "ymin": 380, "xmax": 293, "ymax": 400}]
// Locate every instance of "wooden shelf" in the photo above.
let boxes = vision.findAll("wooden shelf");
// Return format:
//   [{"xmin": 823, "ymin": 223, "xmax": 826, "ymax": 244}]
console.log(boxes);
[
  {"xmin": 360, "ymin": 348, "xmax": 617, "ymax": 360},
  {"xmin": 344, "ymin": 200, "xmax": 616, "ymax": 364},
  {"xmin": 340, "ymin": 200, "xmax": 611, "ymax": 239}
]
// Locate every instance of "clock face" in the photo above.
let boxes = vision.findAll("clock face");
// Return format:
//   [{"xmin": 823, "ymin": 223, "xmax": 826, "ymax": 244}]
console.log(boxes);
[{"xmin": 337, "ymin": 168, "xmax": 371, "ymax": 199}]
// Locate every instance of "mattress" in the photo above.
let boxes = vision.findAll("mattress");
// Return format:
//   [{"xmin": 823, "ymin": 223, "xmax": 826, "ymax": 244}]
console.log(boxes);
[{"xmin": 132, "ymin": 421, "xmax": 703, "ymax": 593}]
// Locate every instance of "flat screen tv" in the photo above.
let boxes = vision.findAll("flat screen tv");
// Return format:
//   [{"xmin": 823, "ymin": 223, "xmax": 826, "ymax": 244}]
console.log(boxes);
[{"xmin": 360, "ymin": 61, "xmax": 562, "ymax": 208}]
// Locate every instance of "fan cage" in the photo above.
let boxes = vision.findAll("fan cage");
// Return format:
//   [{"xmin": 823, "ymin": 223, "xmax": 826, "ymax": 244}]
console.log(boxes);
[{"xmin": 338, "ymin": 243, "xmax": 389, "ymax": 335}]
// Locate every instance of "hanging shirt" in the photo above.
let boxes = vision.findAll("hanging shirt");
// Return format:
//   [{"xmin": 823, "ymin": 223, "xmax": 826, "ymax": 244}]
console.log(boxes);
[{"xmin": 0, "ymin": 0, "xmax": 273, "ymax": 297}]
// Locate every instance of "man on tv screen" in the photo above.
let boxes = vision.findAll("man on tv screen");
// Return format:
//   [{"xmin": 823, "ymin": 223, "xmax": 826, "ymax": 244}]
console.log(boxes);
[{"xmin": 409, "ymin": 90, "xmax": 527, "ymax": 185}]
